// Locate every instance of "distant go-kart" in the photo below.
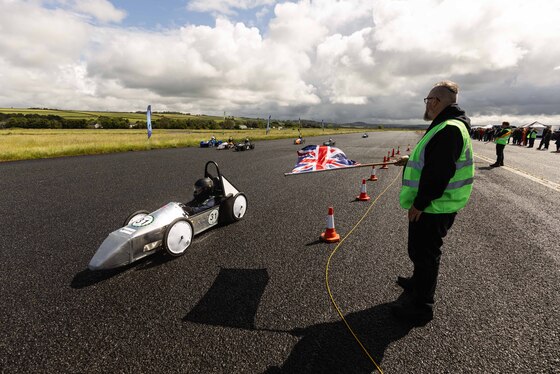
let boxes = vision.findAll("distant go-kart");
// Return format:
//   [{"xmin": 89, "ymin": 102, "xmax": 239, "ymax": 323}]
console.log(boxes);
[
  {"xmin": 234, "ymin": 140, "xmax": 255, "ymax": 151},
  {"xmin": 200, "ymin": 138, "xmax": 220, "ymax": 148},
  {"xmin": 88, "ymin": 161, "xmax": 247, "ymax": 271},
  {"xmin": 323, "ymin": 139, "xmax": 336, "ymax": 146},
  {"xmin": 362, "ymin": 133, "xmax": 369, "ymax": 138},
  {"xmin": 216, "ymin": 141, "xmax": 234, "ymax": 150},
  {"xmin": 294, "ymin": 137, "xmax": 305, "ymax": 145}
]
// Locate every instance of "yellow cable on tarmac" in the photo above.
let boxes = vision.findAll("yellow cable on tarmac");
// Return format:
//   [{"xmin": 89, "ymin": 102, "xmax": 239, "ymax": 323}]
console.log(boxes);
[{"xmin": 325, "ymin": 170, "xmax": 401, "ymax": 374}]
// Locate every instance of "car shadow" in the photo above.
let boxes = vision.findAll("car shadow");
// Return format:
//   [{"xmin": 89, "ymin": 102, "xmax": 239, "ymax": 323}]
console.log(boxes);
[
  {"xmin": 70, "ymin": 251, "xmax": 174, "ymax": 289},
  {"xmin": 183, "ymin": 268, "xmax": 415, "ymax": 373}
]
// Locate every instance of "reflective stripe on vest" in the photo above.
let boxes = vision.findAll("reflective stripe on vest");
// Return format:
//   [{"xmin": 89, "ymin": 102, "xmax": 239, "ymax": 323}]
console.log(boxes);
[
  {"xmin": 495, "ymin": 128, "xmax": 511, "ymax": 145},
  {"xmin": 400, "ymin": 119, "xmax": 474, "ymax": 213}
]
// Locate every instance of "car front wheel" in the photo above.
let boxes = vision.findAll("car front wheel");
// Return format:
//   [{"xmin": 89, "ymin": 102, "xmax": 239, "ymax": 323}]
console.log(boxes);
[{"xmin": 163, "ymin": 218, "xmax": 193, "ymax": 256}]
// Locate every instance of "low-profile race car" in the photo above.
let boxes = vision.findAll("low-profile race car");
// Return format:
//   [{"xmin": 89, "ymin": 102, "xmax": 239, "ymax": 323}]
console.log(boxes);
[
  {"xmin": 216, "ymin": 141, "xmax": 234, "ymax": 150},
  {"xmin": 200, "ymin": 138, "xmax": 221, "ymax": 148},
  {"xmin": 323, "ymin": 139, "xmax": 336, "ymax": 146},
  {"xmin": 362, "ymin": 133, "xmax": 369, "ymax": 138},
  {"xmin": 88, "ymin": 161, "xmax": 247, "ymax": 271},
  {"xmin": 234, "ymin": 140, "xmax": 255, "ymax": 151},
  {"xmin": 294, "ymin": 137, "xmax": 305, "ymax": 145}
]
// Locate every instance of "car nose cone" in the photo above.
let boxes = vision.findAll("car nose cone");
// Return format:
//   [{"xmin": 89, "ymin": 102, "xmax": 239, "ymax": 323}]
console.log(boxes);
[{"xmin": 88, "ymin": 232, "xmax": 131, "ymax": 271}]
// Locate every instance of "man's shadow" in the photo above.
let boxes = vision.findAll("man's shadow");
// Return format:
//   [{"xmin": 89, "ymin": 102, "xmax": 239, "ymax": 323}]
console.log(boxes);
[
  {"xmin": 183, "ymin": 268, "xmax": 414, "ymax": 373},
  {"xmin": 263, "ymin": 300, "xmax": 414, "ymax": 374}
]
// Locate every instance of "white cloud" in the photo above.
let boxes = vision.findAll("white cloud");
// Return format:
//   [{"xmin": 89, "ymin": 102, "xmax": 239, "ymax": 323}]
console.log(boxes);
[
  {"xmin": 71, "ymin": 0, "xmax": 126, "ymax": 23},
  {"xmin": 2, "ymin": 0, "xmax": 560, "ymax": 125}
]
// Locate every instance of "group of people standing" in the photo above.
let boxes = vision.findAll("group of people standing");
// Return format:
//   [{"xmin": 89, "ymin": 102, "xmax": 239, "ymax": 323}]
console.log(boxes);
[{"xmin": 490, "ymin": 122, "xmax": 560, "ymax": 167}]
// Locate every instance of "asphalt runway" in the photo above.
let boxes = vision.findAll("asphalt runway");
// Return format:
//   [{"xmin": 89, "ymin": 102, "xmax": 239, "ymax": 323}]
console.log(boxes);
[{"xmin": 1, "ymin": 132, "xmax": 558, "ymax": 373}]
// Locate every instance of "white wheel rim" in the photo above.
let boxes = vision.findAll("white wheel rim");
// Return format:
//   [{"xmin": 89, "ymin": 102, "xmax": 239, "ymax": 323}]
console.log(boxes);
[
  {"xmin": 128, "ymin": 213, "xmax": 147, "ymax": 225},
  {"xmin": 233, "ymin": 195, "xmax": 247, "ymax": 219},
  {"xmin": 167, "ymin": 221, "xmax": 192, "ymax": 255}
]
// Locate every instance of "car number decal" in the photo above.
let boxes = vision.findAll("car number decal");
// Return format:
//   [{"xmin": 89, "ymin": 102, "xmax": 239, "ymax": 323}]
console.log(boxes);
[
  {"xmin": 131, "ymin": 215, "xmax": 154, "ymax": 227},
  {"xmin": 208, "ymin": 209, "xmax": 219, "ymax": 225},
  {"xmin": 120, "ymin": 227, "xmax": 136, "ymax": 235}
]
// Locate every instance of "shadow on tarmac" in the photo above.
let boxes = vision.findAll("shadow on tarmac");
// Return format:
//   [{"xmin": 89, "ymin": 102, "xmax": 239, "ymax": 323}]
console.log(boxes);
[
  {"xmin": 262, "ymin": 302, "xmax": 415, "ymax": 374},
  {"xmin": 183, "ymin": 268, "xmax": 415, "ymax": 373},
  {"xmin": 70, "ymin": 252, "xmax": 174, "ymax": 289}
]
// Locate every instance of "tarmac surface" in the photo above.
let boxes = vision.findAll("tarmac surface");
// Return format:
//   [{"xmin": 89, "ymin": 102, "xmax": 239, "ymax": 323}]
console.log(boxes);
[{"xmin": 1, "ymin": 132, "xmax": 558, "ymax": 373}]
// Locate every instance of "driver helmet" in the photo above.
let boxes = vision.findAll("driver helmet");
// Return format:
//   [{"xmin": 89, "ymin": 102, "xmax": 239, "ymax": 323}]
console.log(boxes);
[
  {"xmin": 245, "ymin": 138, "xmax": 250, "ymax": 143},
  {"xmin": 329, "ymin": 138, "xmax": 333, "ymax": 142},
  {"xmin": 193, "ymin": 177, "xmax": 213, "ymax": 202}
]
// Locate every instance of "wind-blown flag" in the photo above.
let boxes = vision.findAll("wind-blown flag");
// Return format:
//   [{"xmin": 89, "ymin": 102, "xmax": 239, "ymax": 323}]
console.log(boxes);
[
  {"xmin": 146, "ymin": 105, "xmax": 152, "ymax": 139},
  {"xmin": 291, "ymin": 145, "xmax": 358, "ymax": 173},
  {"xmin": 266, "ymin": 115, "xmax": 271, "ymax": 135}
]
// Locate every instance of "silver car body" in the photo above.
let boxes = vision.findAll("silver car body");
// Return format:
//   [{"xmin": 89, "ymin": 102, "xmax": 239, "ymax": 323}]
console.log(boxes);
[{"xmin": 89, "ymin": 175, "xmax": 242, "ymax": 271}]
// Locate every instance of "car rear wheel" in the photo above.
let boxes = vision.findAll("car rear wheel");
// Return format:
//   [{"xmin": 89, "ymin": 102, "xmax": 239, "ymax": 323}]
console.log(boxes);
[
  {"xmin": 163, "ymin": 218, "xmax": 193, "ymax": 256},
  {"xmin": 221, "ymin": 193, "xmax": 247, "ymax": 223},
  {"xmin": 123, "ymin": 210, "xmax": 150, "ymax": 227}
]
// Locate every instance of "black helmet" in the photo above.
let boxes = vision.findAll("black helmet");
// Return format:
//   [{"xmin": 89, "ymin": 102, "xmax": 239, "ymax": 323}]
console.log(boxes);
[{"xmin": 193, "ymin": 177, "xmax": 213, "ymax": 201}]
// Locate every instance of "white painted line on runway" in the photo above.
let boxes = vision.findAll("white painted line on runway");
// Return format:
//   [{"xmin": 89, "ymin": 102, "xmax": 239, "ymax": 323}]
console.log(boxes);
[{"xmin": 475, "ymin": 153, "xmax": 560, "ymax": 192}]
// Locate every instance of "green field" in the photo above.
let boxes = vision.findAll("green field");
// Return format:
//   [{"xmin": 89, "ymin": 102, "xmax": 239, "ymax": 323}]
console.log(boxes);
[
  {"xmin": 0, "ymin": 128, "xmax": 369, "ymax": 162},
  {"xmin": 0, "ymin": 107, "xmax": 225, "ymax": 122}
]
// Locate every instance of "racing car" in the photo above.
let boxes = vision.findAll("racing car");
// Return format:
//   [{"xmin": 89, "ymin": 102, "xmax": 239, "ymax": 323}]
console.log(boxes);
[
  {"xmin": 216, "ymin": 141, "xmax": 234, "ymax": 150},
  {"xmin": 362, "ymin": 133, "xmax": 369, "ymax": 138},
  {"xmin": 234, "ymin": 139, "xmax": 255, "ymax": 151},
  {"xmin": 88, "ymin": 161, "xmax": 247, "ymax": 271},
  {"xmin": 323, "ymin": 138, "xmax": 336, "ymax": 146},
  {"xmin": 200, "ymin": 137, "xmax": 220, "ymax": 148}
]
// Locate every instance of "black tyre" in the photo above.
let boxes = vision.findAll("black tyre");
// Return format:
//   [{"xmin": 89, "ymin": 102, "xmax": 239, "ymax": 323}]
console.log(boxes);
[
  {"xmin": 163, "ymin": 218, "xmax": 193, "ymax": 257},
  {"xmin": 123, "ymin": 210, "xmax": 150, "ymax": 227}
]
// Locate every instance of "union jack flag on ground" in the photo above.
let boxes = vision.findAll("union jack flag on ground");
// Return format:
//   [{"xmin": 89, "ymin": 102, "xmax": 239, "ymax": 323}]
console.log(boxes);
[{"xmin": 292, "ymin": 145, "xmax": 358, "ymax": 173}]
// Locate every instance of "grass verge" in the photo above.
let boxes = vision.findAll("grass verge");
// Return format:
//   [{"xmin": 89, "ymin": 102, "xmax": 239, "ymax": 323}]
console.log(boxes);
[{"xmin": 0, "ymin": 128, "xmax": 369, "ymax": 162}]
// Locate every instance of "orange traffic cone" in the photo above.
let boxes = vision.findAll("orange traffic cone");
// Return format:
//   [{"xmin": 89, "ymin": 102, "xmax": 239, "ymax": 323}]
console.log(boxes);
[
  {"xmin": 321, "ymin": 207, "xmax": 340, "ymax": 243},
  {"xmin": 396, "ymin": 146, "xmax": 400, "ymax": 155},
  {"xmin": 369, "ymin": 166, "xmax": 378, "ymax": 181},
  {"xmin": 356, "ymin": 179, "xmax": 371, "ymax": 201},
  {"xmin": 381, "ymin": 156, "xmax": 389, "ymax": 169},
  {"xmin": 387, "ymin": 151, "xmax": 391, "ymax": 159},
  {"xmin": 391, "ymin": 148, "xmax": 395, "ymax": 158}
]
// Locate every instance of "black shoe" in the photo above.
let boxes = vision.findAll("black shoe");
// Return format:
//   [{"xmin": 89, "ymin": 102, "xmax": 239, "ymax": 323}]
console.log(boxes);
[
  {"xmin": 390, "ymin": 300, "xmax": 433, "ymax": 324},
  {"xmin": 489, "ymin": 163, "xmax": 500, "ymax": 167},
  {"xmin": 396, "ymin": 276, "xmax": 414, "ymax": 291}
]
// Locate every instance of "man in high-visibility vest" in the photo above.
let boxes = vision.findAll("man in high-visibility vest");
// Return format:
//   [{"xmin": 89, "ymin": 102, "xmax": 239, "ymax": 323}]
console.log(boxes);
[
  {"xmin": 527, "ymin": 128, "xmax": 537, "ymax": 148},
  {"xmin": 393, "ymin": 80, "xmax": 474, "ymax": 323},
  {"xmin": 490, "ymin": 122, "xmax": 512, "ymax": 167}
]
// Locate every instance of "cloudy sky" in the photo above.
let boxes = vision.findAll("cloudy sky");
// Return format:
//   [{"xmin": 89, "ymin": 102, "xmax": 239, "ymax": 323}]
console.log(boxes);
[{"xmin": 1, "ymin": 0, "xmax": 560, "ymax": 125}]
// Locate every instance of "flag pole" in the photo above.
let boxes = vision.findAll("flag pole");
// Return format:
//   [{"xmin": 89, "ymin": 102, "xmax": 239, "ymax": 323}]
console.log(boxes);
[{"xmin": 284, "ymin": 161, "xmax": 399, "ymax": 176}]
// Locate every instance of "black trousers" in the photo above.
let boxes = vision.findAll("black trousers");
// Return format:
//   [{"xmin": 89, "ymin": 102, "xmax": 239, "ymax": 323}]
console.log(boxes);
[
  {"xmin": 495, "ymin": 144, "xmax": 505, "ymax": 165},
  {"xmin": 408, "ymin": 212, "xmax": 456, "ymax": 307}
]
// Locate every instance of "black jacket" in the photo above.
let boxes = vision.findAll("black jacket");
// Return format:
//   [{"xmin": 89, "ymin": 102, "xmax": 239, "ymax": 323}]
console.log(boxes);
[{"xmin": 412, "ymin": 104, "xmax": 471, "ymax": 211}]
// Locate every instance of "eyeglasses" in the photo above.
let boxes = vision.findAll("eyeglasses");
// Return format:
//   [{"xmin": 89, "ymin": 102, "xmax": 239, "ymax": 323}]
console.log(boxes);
[{"xmin": 424, "ymin": 97, "xmax": 440, "ymax": 104}]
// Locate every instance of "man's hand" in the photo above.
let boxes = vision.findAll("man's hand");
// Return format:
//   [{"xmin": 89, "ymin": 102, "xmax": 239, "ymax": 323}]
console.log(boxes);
[
  {"xmin": 394, "ymin": 155, "xmax": 409, "ymax": 166},
  {"xmin": 408, "ymin": 205, "xmax": 422, "ymax": 222}
]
